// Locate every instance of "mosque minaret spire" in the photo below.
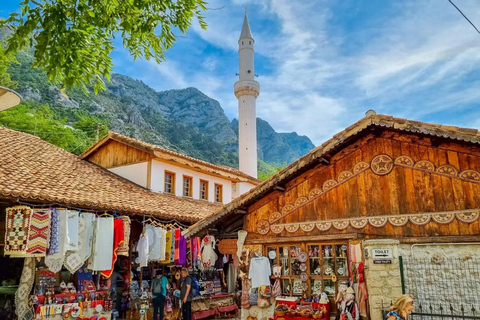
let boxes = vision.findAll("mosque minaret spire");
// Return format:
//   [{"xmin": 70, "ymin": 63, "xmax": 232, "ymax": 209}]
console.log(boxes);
[{"xmin": 235, "ymin": 8, "xmax": 259, "ymax": 178}]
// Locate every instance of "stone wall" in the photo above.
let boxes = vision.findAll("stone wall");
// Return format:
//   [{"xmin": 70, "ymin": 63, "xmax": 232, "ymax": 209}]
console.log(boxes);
[
  {"xmin": 362, "ymin": 239, "xmax": 403, "ymax": 320},
  {"xmin": 398, "ymin": 243, "xmax": 480, "ymax": 311}
]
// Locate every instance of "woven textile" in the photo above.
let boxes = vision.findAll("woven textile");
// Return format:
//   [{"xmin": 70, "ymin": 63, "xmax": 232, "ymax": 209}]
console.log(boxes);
[
  {"xmin": 88, "ymin": 217, "xmax": 114, "ymax": 271},
  {"xmin": 148, "ymin": 226, "xmax": 162, "ymax": 262},
  {"xmin": 45, "ymin": 210, "xmax": 68, "ymax": 273},
  {"xmin": 4, "ymin": 206, "xmax": 33, "ymax": 256},
  {"xmin": 162, "ymin": 231, "xmax": 172, "ymax": 264},
  {"xmin": 64, "ymin": 215, "xmax": 88, "ymax": 274},
  {"xmin": 158, "ymin": 228, "xmax": 166, "ymax": 261},
  {"xmin": 25, "ymin": 210, "xmax": 51, "ymax": 257},
  {"xmin": 15, "ymin": 257, "xmax": 35, "ymax": 320},
  {"xmin": 117, "ymin": 216, "xmax": 131, "ymax": 256},
  {"xmin": 80, "ymin": 213, "xmax": 94, "ymax": 261},
  {"xmin": 48, "ymin": 209, "xmax": 60, "ymax": 254}
]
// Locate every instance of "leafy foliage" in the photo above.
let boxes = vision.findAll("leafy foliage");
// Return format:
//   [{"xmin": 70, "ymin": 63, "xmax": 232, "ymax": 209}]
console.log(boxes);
[
  {"xmin": 0, "ymin": 39, "xmax": 18, "ymax": 89},
  {"xmin": 1, "ymin": 0, "xmax": 207, "ymax": 93},
  {"xmin": 0, "ymin": 100, "xmax": 107, "ymax": 154}
]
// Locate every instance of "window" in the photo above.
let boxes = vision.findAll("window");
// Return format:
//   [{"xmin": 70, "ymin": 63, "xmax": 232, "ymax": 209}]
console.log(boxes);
[
  {"xmin": 183, "ymin": 175, "xmax": 193, "ymax": 197},
  {"xmin": 265, "ymin": 242, "xmax": 349, "ymax": 310},
  {"xmin": 214, "ymin": 184, "xmax": 223, "ymax": 203},
  {"xmin": 164, "ymin": 171, "xmax": 175, "ymax": 194},
  {"xmin": 200, "ymin": 180, "xmax": 209, "ymax": 200}
]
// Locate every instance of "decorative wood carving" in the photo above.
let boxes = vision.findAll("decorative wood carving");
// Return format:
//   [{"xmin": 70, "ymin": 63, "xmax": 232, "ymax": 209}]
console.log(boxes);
[
  {"xmin": 268, "ymin": 153, "xmax": 480, "ymax": 224},
  {"xmin": 257, "ymin": 209, "xmax": 480, "ymax": 235}
]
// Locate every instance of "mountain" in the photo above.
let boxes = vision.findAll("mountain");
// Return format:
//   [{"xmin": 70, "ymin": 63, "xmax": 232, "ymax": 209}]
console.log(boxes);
[{"xmin": 3, "ymin": 49, "xmax": 315, "ymax": 179}]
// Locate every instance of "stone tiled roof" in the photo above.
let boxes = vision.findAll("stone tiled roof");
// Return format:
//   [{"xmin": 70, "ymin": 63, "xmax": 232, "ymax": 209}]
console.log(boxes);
[
  {"xmin": 81, "ymin": 131, "xmax": 260, "ymax": 184},
  {"xmin": 0, "ymin": 127, "xmax": 221, "ymax": 222},
  {"xmin": 185, "ymin": 112, "xmax": 480, "ymax": 237}
]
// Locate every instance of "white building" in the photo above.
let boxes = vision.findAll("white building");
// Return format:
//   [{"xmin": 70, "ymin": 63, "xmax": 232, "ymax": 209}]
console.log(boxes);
[{"xmin": 81, "ymin": 132, "xmax": 259, "ymax": 204}]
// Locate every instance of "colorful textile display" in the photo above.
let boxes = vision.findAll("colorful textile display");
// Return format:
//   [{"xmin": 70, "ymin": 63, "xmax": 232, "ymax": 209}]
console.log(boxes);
[
  {"xmin": 45, "ymin": 211, "xmax": 68, "ymax": 272},
  {"xmin": 88, "ymin": 217, "xmax": 114, "ymax": 271},
  {"xmin": 15, "ymin": 257, "xmax": 35, "ymax": 320},
  {"xmin": 101, "ymin": 218, "xmax": 124, "ymax": 278},
  {"xmin": 4, "ymin": 206, "xmax": 33, "ymax": 256},
  {"xmin": 147, "ymin": 225, "xmax": 162, "ymax": 261},
  {"xmin": 25, "ymin": 209, "xmax": 51, "ymax": 257},
  {"xmin": 117, "ymin": 216, "xmax": 131, "ymax": 256},
  {"xmin": 66, "ymin": 211, "xmax": 79, "ymax": 251}
]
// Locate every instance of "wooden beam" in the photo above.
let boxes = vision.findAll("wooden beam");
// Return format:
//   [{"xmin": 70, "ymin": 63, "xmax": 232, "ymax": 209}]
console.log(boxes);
[
  {"xmin": 246, "ymin": 233, "xmax": 358, "ymax": 244},
  {"xmin": 318, "ymin": 157, "xmax": 330, "ymax": 165},
  {"xmin": 223, "ymin": 219, "xmax": 244, "ymax": 234},
  {"xmin": 236, "ymin": 209, "xmax": 248, "ymax": 215},
  {"xmin": 273, "ymin": 185, "xmax": 286, "ymax": 192},
  {"xmin": 146, "ymin": 159, "xmax": 152, "ymax": 190},
  {"xmin": 397, "ymin": 235, "xmax": 480, "ymax": 244}
]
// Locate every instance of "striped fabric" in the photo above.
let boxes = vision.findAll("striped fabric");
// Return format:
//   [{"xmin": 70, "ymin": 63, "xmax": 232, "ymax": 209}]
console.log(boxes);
[{"xmin": 26, "ymin": 210, "xmax": 51, "ymax": 257}]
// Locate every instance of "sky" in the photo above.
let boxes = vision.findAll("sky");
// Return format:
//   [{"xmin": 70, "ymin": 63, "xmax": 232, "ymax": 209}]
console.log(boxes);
[{"xmin": 2, "ymin": 0, "xmax": 480, "ymax": 145}]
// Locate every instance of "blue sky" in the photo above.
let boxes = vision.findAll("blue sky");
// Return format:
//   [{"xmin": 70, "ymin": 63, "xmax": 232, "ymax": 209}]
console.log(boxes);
[{"xmin": 2, "ymin": 1, "xmax": 480, "ymax": 145}]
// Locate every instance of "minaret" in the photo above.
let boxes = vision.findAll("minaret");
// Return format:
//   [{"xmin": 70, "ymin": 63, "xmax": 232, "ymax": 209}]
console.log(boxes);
[{"xmin": 235, "ymin": 8, "xmax": 259, "ymax": 178}]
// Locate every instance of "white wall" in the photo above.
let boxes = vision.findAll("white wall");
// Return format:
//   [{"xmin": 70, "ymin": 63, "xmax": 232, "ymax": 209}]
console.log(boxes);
[
  {"xmin": 109, "ymin": 162, "xmax": 148, "ymax": 188},
  {"xmin": 150, "ymin": 160, "xmax": 234, "ymax": 204}
]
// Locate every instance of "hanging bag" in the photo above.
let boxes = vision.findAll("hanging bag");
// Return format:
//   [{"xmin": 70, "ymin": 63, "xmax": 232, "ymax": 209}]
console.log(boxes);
[{"xmin": 272, "ymin": 279, "xmax": 282, "ymax": 298}]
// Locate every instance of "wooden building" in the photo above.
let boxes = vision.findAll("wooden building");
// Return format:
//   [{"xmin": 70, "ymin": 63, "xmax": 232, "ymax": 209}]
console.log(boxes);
[{"xmin": 186, "ymin": 111, "xmax": 480, "ymax": 319}]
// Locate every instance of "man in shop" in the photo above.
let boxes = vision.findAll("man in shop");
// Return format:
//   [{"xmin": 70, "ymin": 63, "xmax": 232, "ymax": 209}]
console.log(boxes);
[
  {"xmin": 152, "ymin": 269, "xmax": 169, "ymax": 320},
  {"xmin": 180, "ymin": 268, "xmax": 192, "ymax": 320}
]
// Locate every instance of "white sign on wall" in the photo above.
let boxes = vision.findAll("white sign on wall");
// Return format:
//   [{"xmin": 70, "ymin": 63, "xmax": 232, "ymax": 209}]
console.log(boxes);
[{"xmin": 372, "ymin": 248, "xmax": 393, "ymax": 260}]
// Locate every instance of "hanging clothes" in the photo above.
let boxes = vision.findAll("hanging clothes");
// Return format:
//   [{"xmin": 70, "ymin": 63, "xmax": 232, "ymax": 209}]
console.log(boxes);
[
  {"xmin": 248, "ymin": 256, "xmax": 271, "ymax": 288},
  {"xmin": 64, "ymin": 215, "xmax": 89, "ymax": 274},
  {"xmin": 178, "ymin": 236, "xmax": 187, "ymax": 265},
  {"xmin": 201, "ymin": 235, "xmax": 217, "ymax": 268},
  {"xmin": 174, "ymin": 229, "xmax": 180, "ymax": 262},
  {"xmin": 88, "ymin": 217, "xmax": 114, "ymax": 271},
  {"xmin": 170, "ymin": 230, "xmax": 175, "ymax": 263},
  {"xmin": 146, "ymin": 225, "xmax": 162, "ymax": 261},
  {"xmin": 101, "ymin": 218, "xmax": 124, "ymax": 278},
  {"xmin": 162, "ymin": 231, "xmax": 172, "ymax": 264},
  {"xmin": 137, "ymin": 229, "xmax": 149, "ymax": 268},
  {"xmin": 48, "ymin": 209, "xmax": 60, "ymax": 255},
  {"xmin": 226, "ymin": 262, "xmax": 237, "ymax": 293},
  {"xmin": 117, "ymin": 216, "xmax": 131, "ymax": 257},
  {"xmin": 81, "ymin": 213, "xmax": 95, "ymax": 261},
  {"xmin": 159, "ymin": 228, "xmax": 166, "ymax": 261}
]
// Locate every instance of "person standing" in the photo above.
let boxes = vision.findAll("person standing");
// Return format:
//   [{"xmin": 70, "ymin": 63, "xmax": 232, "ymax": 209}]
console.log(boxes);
[
  {"xmin": 151, "ymin": 270, "xmax": 169, "ymax": 320},
  {"xmin": 384, "ymin": 295, "xmax": 414, "ymax": 320},
  {"xmin": 180, "ymin": 268, "xmax": 192, "ymax": 320}
]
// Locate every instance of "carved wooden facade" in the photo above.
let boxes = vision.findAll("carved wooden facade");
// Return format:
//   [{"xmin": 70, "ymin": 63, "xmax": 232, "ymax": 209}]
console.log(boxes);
[{"xmin": 245, "ymin": 130, "xmax": 480, "ymax": 241}]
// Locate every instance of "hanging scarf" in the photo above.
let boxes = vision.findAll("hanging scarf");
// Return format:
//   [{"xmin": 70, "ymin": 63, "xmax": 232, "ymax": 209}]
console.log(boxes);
[
  {"xmin": 161, "ymin": 231, "xmax": 172, "ymax": 264},
  {"xmin": 101, "ymin": 218, "xmax": 124, "ymax": 278},
  {"xmin": 25, "ymin": 209, "xmax": 51, "ymax": 257},
  {"xmin": 117, "ymin": 216, "xmax": 131, "ymax": 256},
  {"xmin": 88, "ymin": 217, "xmax": 114, "ymax": 271},
  {"xmin": 81, "ymin": 213, "xmax": 94, "ymax": 261},
  {"xmin": 174, "ymin": 229, "xmax": 180, "ymax": 262},
  {"xmin": 170, "ymin": 230, "xmax": 175, "ymax": 263},
  {"xmin": 45, "ymin": 210, "xmax": 68, "ymax": 273},
  {"xmin": 64, "ymin": 215, "xmax": 89, "ymax": 274},
  {"xmin": 178, "ymin": 236, "xmax": 187, "ymax": 265},
  {"xmin": 48, "ymin": 209, "xmax": 60, "ymax": 255},
  {"xmin": 4, "ymin": 206, "xmax": 33, "ymax": 256},
  {"xmin": 159, "ymin": 228, "xmax": 166, "ymax": 261}
]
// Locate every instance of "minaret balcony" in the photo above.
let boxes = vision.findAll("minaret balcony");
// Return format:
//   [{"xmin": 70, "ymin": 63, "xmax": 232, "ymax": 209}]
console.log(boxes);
[{"xmin": 234, "ymin": 80, "xmax": 260, "ymax": 98}]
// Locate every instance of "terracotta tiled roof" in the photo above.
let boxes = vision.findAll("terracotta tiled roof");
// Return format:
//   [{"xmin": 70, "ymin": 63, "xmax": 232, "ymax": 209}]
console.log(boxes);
[
  {"xmin": 185, "ymin": 112, "xmax": 480, "ymax": 237},
  {"xmin": 81, "ymin": 131, "xmax": 260, "ymax": 184},
  {"xmin": 0, "ymin": 127, "xmax": 221, "ymax": 222}
]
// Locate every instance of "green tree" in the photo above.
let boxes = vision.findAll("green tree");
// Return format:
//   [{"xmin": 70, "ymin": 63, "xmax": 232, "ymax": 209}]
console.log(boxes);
[
  {"xmin": 0, "ymin": 42, "xmax": 18, "ymax": 89},
  {"xmin": 1, "ymin": 0, "xmax": 207, "ymax": 93}
]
